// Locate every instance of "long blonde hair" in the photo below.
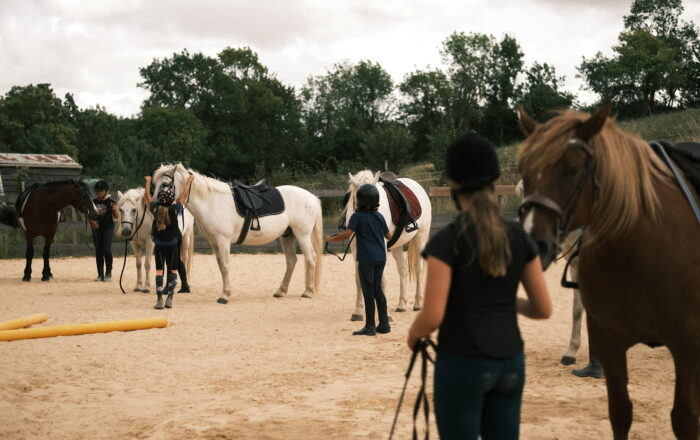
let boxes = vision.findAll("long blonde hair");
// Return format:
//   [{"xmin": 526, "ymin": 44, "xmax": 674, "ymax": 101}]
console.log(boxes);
[
  {"xmin": 155, "ymin": 205, "xmax": 171, "ymax": 231},
  {"xmin": 455, "ymin": 189, "xmax": 511, "ymax": 277}
]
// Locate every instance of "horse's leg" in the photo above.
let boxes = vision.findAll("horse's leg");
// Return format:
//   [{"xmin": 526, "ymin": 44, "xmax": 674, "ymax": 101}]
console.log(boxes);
[
  {"xmin": 23, "ymin": 235, "xmax": 34, "ymax": 281},
  {"xmin": 409, "ymin": 237, "xmax": 426, "ymax": 311},
  {"xmin": 213, "ymin": 237, "xmax": 233, "ymax": 304},
  {"xmin": 143, "ymin": 241, "xmax": 153, "ymax": 293},
  {"xmin": 588, "ymin": 320, "xmax": 633, "ymax": 440},
  {"xmin": 561, "ymin": 288, "xmax": 584, "ymax": 365},
  {"xmin": 274, "ymin": 234, "xmax": 297, "ymax": 298},
  {"xmin": 351, "ymin": 261, "xmax": 364, "ymax": 321},
  {"xmin": 391, "ymin": 246, "xmax": 409, "ymax": 312},
  {"xmin": 41, "ymin": 235, "xmax": 54, "ymax": 281},
  {"xmin": 670, "ymin": 345, "xmax": 700, "ymax": 439},
  {"xmin": 133, "ymin": 244, "xmax": 143, "ymax": 292},
  {"xmin": 297, "ymin": 233, "xmax": 316, "ymax": 298}
]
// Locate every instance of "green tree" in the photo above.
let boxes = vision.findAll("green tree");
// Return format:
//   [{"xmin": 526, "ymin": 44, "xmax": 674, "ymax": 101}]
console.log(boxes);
[
  {"xmin": 138, "ymin": 106, "xmax": 207, "ymax": 168},
  {"xmin": 518, "ymin": 62, "xmax": 575, "ymax": 119},
  {"xmin": 0, "ymin": 84, "xmax": 78, "ymax": 157}
]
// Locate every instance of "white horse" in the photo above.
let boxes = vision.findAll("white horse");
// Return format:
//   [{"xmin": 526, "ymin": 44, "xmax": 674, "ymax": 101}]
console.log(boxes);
[
  {"xmin": 152, "ymin": 163, "xmax": 323, "ymax": 303},
  {"xmin": 116, "ymin": 187, "xmax": 195, "ymax": 293},
  {"xmin": 345, "ymin": 170, "xmax": 432, "ymax": 320}
]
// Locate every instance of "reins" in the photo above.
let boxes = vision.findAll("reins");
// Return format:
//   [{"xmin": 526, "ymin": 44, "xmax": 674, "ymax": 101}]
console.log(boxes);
[
  {"xmin": 389, "ymin": 338, "xmax": 437, "ymax": 440},
  {"xmin": 118, "ymin": 200, "xmax": 148, "ymax": 294},
  {"xmin": 325, "ymin": 233, "xmax": 356, "ymax": 261}
]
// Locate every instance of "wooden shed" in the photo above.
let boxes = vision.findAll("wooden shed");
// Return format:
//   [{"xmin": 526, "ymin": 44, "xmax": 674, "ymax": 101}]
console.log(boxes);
[{"xmin": 0, "ymin": 153, "xmax": 82, "ymax": 203}]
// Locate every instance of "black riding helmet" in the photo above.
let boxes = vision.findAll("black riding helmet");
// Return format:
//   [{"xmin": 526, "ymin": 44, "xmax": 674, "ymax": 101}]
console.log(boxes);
[
  {"xmin": 356, "ymin": 184, "xmax": 380, "ymax": 211},
  {"xmin": 94, "ymin": 180, "xmax": 109, "ymax": 191},
  {"xmin": 445, "ymin": 132, "xmax": 500, "ymax": 190}
]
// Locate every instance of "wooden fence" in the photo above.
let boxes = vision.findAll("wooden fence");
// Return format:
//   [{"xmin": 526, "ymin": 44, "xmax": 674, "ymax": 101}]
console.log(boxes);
[{"xmin": 0, "ymin": 186, "xmax": 521, "ymax": 258}]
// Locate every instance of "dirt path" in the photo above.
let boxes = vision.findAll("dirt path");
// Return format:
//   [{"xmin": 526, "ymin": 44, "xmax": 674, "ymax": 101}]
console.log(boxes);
[{"xmin": 0, "ymin": 254, "xmax": 675, "ymax": 439}]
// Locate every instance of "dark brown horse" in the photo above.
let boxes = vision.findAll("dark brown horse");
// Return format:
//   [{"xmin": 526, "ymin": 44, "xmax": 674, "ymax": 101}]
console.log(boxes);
[
  {"xmin": 0, "ymin": 180, "xmax": 97, "ymax": 281},
  {"xmin": 517, "ymin": 103, "xmax": 700, "ymax": 439}
]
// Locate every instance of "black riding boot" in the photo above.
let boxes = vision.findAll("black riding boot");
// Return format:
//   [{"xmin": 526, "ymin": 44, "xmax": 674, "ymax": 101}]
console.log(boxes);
[
  {"xmin": 177, "ymin": 260, "xmax": 190, "ymax": 293},
  {"xmin": 376, "ymin": 296, "xmax": 391, "ymax": 334},
  {"xmin": 165, "ymin": 273, "xmax": 177, "ymax": 308},
  {"xmin": 353, "ymin": 296, "xmax": 377, "ymax": 336},
  {"xmin": 154, "ymin": 275, "xmax": 164, "ymax": 309}
]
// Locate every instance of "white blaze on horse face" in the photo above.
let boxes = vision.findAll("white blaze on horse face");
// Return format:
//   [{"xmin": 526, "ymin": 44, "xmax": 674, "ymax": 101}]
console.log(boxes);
[{"xmin": 523, "ymin": 209, "xmax": 536, "ymax": 234}]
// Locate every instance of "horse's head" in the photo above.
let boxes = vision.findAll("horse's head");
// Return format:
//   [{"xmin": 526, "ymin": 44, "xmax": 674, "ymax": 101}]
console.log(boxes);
[
  {"xmin": 117, "ymin": 188, "xmax": 145, "ymax": 238},
  {"xmin": 345, "ymin": 170, "xmax": 380, "ymax": 213},
  {"xmin": 73, "ymin": 181, "xmax": 98, "ymax": 218},
  {"xmin": 516, "ymin": 103, "xmax": 611, "ymax": 269},
  {"xmin": 153, "ymin": 163, "xmax": 190, "ymax": 202}
]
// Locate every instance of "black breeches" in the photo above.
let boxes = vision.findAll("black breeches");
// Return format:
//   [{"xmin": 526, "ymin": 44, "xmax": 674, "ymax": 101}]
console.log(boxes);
[
  {"xmin": 93, "ymin": 222, "xmax": 114, "ymax": 276},
  {"xmin": 155, "ymin": 244, "xmax": 179, "ymax": 273}
]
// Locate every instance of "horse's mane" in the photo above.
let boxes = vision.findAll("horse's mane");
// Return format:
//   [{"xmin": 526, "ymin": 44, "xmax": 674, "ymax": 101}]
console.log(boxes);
[
  {"xmin": 39, "ymin": 179, "xmax": 83, "ymax": 188},
  {"xmin": 347, "ymin": 170, "xmax": 379, "ymax": 191},
  {"xmin": 153, "ymin": 163, "xmax": 231, "ymax": 200},
  {"xmin": 518, "ymin": 110, "xmax": 672, "ymax": 241},
  {"xmin": 117, "ymin": 187, "xmax": 145, "ymax": 207}
]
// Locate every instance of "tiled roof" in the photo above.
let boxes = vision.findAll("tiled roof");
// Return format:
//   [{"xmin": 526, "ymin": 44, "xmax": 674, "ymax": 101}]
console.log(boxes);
[{"xmin": 0, "ymin": 153, "xmax": 82, "ymax": 169}]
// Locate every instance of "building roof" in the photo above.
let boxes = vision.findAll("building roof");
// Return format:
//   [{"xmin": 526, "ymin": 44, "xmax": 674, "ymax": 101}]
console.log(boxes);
[{"xmin": 0, "ymin": 153, "xmax": 82, "ymax": 169}]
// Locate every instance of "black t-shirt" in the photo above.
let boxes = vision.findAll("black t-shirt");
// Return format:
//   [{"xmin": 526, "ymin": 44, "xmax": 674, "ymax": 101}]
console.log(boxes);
[
  {"xmin": 422, "ymin": 219, "xmax": 538, "ymax": 359},
  {"xmin": 93, "ymin": 197, "xmax": 116, "ymax": 226},
  {"xmin": 149, "ymin": 201, "xmax": 183, "ymax": 246}
]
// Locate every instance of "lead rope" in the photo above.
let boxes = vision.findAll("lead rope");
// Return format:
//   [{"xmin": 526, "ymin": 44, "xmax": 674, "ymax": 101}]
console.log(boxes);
[
  {"xmin": 118, "ymin": 202, "xmax": 148, "ymax": 294},
  {"xmin": 389, "ymin": 338, "xmax": 437, "ymax": 440},
  {"xmin": 325, "ymin": 233, "xmax": 356, "ymax": 261}
]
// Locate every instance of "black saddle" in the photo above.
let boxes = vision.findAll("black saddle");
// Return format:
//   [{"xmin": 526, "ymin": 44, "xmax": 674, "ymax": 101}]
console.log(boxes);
[
  {"xmin": 649, "ymin": 140, "xmax": 700, "ymax": 224},
  {"xmin": 231, "ymin": 180, "xmax": 285, "ymax": 244}
]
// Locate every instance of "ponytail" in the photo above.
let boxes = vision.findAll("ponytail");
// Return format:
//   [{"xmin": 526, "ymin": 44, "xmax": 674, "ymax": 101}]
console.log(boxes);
[
  {"xmin": 155, "ymin": 205, "xmax": 171, "ymax": 231},
  {"xmin": 454, "ymin": 189, "xmax": 511, "ymax": 277}
]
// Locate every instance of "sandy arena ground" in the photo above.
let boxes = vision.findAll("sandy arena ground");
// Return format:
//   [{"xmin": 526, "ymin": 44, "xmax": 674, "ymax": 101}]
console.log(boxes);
[{"xmin": 0, "ymin": 253, "xmax": 676, "ymax": 439}]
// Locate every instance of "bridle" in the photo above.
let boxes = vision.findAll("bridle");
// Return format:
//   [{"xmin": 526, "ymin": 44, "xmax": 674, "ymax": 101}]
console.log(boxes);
[
  {"xmin": 118, "ymin": 198, "xmax": 149, "ymax": 294},
  {"xmin": 518, "ymin": 137, "xmax": 599, "ymax": 241}
]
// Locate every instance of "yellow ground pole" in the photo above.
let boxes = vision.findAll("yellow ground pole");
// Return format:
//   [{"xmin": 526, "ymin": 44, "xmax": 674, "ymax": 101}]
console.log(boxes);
[
  {"xmin": 0, "ymin": 313, "xmax": 49, "ymax": 330},
  {"xmin": 0, "ymin": 317, "xmax": 168, "ymax": 342}
]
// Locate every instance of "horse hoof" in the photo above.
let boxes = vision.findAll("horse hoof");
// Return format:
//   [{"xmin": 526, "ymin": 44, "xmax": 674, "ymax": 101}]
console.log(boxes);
[
  {"xmin": 351, "ymin": 314, "xmax": 363, "ymax": 322},
  {"xmin": 142, "ymin": 289, "xmax": 150, "ymax": 294},
  {"xmin": 217, "ymin": 297, "xmax": 229, "ymax": 304},
  {"xmin": 22, "ymin": 277, "xmax": 31, "ymax": 282},
  {"xmin": 395, "ymin": 308, "xmax": 406, "ymax": 313},
  {"xmin": 41, "ymin": 277, "xmax": 50, "ymax": 282},
  {"xmin": 273, "ymin": 292, "xmax": 284, "ymax": 298},
  {"xmin": 572, "ymin": 365, "xmax": 605, "ymax": 379},
  {"xmin": 560, "ymin": 356, "xmax": 576, "ymax": 366},
  {"xmin": 301, "ymin": 293, "xmax": 312, "ymax": 299},
  {"xmin": 413, "ymin": 306, "xmax": 422, "ymax": 311}
]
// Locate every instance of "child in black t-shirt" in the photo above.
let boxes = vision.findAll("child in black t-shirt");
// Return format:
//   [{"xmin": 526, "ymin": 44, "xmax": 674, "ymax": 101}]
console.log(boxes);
[
  {"xmin": 91, "ymin": 180, "xmax": 119, "ymax": 281},
  {"xmin": 144, "ymin": 174, "xmax": 194, "ymax": 309},
  {"xmin": 326, "ymin": 184, "xmax": 392, "ymax": 336}
]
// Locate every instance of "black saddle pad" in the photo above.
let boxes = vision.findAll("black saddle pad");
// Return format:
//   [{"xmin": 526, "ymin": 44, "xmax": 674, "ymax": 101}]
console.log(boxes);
[
  {"xmin": 652, "ymin": 141, "xmax": 700, "ymax": 196},
  {"xmin": 233, "ymin": 185, "xmax": 285, "ymax": 218}
]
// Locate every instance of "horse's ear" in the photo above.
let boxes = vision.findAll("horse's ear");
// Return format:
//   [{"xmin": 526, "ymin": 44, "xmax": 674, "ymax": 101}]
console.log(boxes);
[
  {"xmin": 518, "ymin": 106, "xmax": 539, "ymax": 137},
  {"xmin": 577, "ymin": 101, "xmax": 612, "ymax": 141},
  {"xmin": 117, "ymin": 190, "xmax": 123, "ymax": 199},
  {"xmin": 373, "ymin": 170, "xmax": 381, "ymax": 183},
  {"xmin": 348, "ymin": 173, "xmax": 355, "ymax": 185}
]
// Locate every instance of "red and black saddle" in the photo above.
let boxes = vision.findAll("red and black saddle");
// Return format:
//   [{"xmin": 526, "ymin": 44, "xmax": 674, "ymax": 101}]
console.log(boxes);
[{"xmin": 380, "ymin": 172, "xmax": 422, "ymax": 249}]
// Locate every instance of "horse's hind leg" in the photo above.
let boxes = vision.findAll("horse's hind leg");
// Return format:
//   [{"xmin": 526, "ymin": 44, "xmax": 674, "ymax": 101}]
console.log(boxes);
[
  {"xmin": 296, "ymin": 233, "xmax": 316, "ymax": 298},
  {"xmin": 274, "ymin": 234, "xmax": 297, "ymax": 298},
  {"xmin": 351, "ymin": 261, "xmax": 364, "ymax": 321},
  {"xmin": 23, "ymin": 236, "xmax": 34, "ymax": 281},
  {"xmin": 213, "ymin": 237, "xmax": 232, "ymax": 304},
  {"xmin": 670, "ymin": 347, "xmax": 700, "ymax": 439},
  {"xmin": 561, "ymin": 288, "xmax": 583, "ymax": 365},
  {"xmin": 391, "ymin": 246, "xmax": 409, "ymax": 312}
]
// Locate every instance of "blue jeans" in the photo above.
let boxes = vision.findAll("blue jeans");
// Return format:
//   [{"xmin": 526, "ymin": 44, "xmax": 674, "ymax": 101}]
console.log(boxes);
[
  {"xmin": 357, "ymin": 261, "xmax": 388, "ymax": 327},
  {"xmin": 434, "ymin": 350, "xmax": 525, "ymax": 440}
]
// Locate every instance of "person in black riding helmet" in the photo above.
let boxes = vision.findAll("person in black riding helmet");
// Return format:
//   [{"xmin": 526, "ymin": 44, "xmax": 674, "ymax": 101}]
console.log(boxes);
[
  {"xmin": 91, "ymin": 180, "xmax": 119, "ymax": 282},
  {"xmin": 326, "ymin": 183, "xmax": 392, "ymax": 336},
  {"xmin": 407, "ymin": 133, "xmax": 552, "ymax": 440},
  {"xmin": 144, "ymin": 174, "xmax": 194, "ymax": 309}
]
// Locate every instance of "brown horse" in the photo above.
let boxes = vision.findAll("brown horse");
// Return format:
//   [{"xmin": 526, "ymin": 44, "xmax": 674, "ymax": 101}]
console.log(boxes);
[
  {"xmin": 0, "ymin": 180, "xmax": 97, "ymax": 281},
  {"xmin": 517, "ymin": 103, "xmax": 700, "ymax": 439}
]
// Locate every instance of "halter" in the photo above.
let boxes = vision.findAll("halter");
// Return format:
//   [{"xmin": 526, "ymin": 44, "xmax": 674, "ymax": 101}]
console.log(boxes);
[
  {"xmin": 519, "ymin": 138, "xmax": 599, "ymax": 241},
  {"xmin": 118, "ymin": 197, "xmax": 150, "ymax": 294}
]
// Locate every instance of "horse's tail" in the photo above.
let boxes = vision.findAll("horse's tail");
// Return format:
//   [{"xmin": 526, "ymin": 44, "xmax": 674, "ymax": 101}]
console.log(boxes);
[
  {"xmin": 312, "ymin": 198, "xmax": 323, "ymax": 295},
  {"xmin": 0, "ymin": 205, "xmax": 18, "ymax": 228}
]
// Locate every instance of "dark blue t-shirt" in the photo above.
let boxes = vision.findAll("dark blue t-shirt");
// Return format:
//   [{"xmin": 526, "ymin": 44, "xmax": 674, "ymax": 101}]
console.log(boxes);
[
  {"xmin": 348, "ymin": 211, "xmax": 389, "ymax": 262},
  {"xmin": 149, "ymin": 201, "xmax": 184, "ymax": 246}
]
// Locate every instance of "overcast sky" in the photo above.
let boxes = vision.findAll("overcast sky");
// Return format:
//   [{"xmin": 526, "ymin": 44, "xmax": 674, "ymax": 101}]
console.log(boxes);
[{"xmin": 2, "ymin": 0, "xmax": 699, "ymax": 117}]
